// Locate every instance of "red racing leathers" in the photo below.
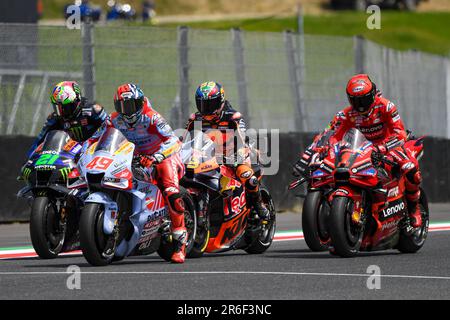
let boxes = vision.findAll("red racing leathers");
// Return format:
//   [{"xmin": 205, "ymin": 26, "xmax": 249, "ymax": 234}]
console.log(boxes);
[
  {"xmin": 96, "ymin": 98, "xmax": 186, "ymax": 241},
  {"xmin": 327, "ymin": 94, "xmax": 423, "ymax": 227}
]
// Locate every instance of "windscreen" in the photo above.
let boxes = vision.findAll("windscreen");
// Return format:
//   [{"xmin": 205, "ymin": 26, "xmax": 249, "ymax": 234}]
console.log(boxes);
[
  {"xmin": 96, "ymin": 127, "xmax": 129, "ymax": 154},
  {"xmin": 340, "ymin": 128, "xmax": 369, "ymax": 151},
  {"xmin": 315, "ymin": 129, "xmax": 334, "ymax": 148},
  {"xmin": 41, "ymin": 130, "xmax": 71, "ymax": 153},
  {"xmin": 191, "ymin": 131, "xmax": 216, "ymax": 162}
]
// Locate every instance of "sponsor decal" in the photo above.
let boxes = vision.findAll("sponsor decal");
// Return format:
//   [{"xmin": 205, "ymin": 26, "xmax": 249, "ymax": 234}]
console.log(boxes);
[
  {"xmin": 312, "ymin": 169, "xmax": 325, "ymax": 177},
  {"xmin": 231, "ymin": 192, "xmax": 246, "ymax": 214},
  {"xmin": 41, "ymin": 150, "xmax": 58, "ymax": 155},
  {"xmin": 352, "ymin": 86, "xmax": 364, "ymax": 93},
  {"xmin": 35, "ymin": 165, "xmax": 56, "ymax": 170},
  {"xmin": 114, "ymin": 168, "xmax": 132, "ymax": 180},
  {"xmin": 103, "ymin": 177, "xmax": 120, "ymax": 183},
  {"xmin": 387, "ymin": 186, "xmax": 399, "ymax": 198},
  {"xmin": 382, "ymin": 220, "xmax": 399, "ymax": 231},
  {"xmin": 335, "ymin": 188, "xmax": 349, "ymax": 195},
  {"xmin": 359, "ymin": 124, "xmax": 383, "ymax": 134},
  {"xmin": 240, "ymin": 171, "xmax": 252, "ymax": 179},
  {"xmin": 381, "ymin": 199, "xmax": 406, "ymax": 220},
  {"xmin": 401, "ymin": 162, "xmax": 415, "ymax": 171},
  {"xmin": 353, "ymin": 161, "xmax": 372, "ymax": 173},
  {"xmin": 359, "ymin": 168, "xmax": 376, "ymax": 176},
  {"xmin": 147, "ymin": 208, "xmax": 166, "ymax": 221},
  {"xmin": 319, "ymin": 162, "xmax": 333, "ymax": 173}
]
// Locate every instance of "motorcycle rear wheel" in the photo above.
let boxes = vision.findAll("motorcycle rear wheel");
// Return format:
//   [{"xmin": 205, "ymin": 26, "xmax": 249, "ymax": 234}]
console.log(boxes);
[
  {"xmin": 157, "ymin": 187, "xmax": 197, "ymax": 261},
  {"xmin": 397, "ymin": 190, "xmax": 429, "ymax": 253},
  {"xmin": 329, "ymin": 197, "xmax": 363, "ymax": 258},
  {"xmin": 245, "ymin": 186, "xmax": 276, "ymax": 254}
]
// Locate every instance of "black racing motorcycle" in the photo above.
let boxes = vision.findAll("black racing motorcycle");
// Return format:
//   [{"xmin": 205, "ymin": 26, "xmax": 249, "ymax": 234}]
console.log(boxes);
[{"xmin": 18, "ymin": 130, "xmax": 83, "ymax": 258}]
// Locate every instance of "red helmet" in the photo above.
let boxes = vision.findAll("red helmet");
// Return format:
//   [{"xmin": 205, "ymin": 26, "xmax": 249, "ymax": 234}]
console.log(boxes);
[{"xmin": 346, "ymin": 74, "xmax": 377, "ymax": 114}]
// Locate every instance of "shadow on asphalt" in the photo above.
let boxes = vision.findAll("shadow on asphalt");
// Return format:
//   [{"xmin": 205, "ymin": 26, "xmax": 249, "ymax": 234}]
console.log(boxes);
[
  {"xmin": 264, "ymin": 249, "xmax": 401, "ymax": 259},
  {"xmin": 19, "ymin": 252, "xmax": 249, "ymax": 268}
]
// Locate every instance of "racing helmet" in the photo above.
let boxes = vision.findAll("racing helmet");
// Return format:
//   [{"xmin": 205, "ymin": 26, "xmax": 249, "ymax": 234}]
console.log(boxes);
[
  {"xmin": 114, "ymin": 83, "xmax": 145, "ymax": 124},
  {"xmin": 195, "ymin": 81, "xmax": 225, "ymax": 116},
  {"xmin": 50, "ymin": 81, "xmax": 82, "ymax": 120},
  {"xmin": 346, "ymin": 74, "xmax": 377, "ymax": 114}
]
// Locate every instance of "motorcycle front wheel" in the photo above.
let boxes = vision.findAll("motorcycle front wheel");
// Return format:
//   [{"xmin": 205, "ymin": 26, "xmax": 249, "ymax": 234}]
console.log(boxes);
[
  {"xmin": 302, "ymin": 191, "xmax": 330, "ymax": 252},
  {"xmin": 79, "ymin": 203, "xmax": 113, "ymax": 266},
  {"xmin": 29, "ymin": 196, "xmax": 65, "ymax": 259},
  {"xmin": 328, "ymin": 197, "xmax": 364, "ymax": 258}
]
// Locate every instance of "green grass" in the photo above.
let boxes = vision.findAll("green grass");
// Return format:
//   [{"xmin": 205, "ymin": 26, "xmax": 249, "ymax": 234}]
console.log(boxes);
[{"xmin": 162, "ymin": 11, "xmax": 450, "ymax": 56}]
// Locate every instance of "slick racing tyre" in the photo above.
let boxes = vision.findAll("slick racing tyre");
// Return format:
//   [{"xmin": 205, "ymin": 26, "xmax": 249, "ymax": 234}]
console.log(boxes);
[
  {"xmin": 79, "ymin": 203, "xmax": 114, "ymax": 266},
  {"xmin": 157, "ymin": 187, "xmax": 197, "ymax": 261},
  {"xmin": 302, "ymin": 191, "xmax": 330, "ymax": 252},
  {"xmin": 397, "ymin": 189, "xmax": 429, "ymax": 253},
  {"xmin": 328, "ymin": 197, "xmax": 364, "ymax": 258},
  {"xmin": 30, "ymin": 196, "xmax": 66, "ymax": 259},
  {"xmin": 245, "ymin": 186, "xmax": 276, "ymax": 254}
]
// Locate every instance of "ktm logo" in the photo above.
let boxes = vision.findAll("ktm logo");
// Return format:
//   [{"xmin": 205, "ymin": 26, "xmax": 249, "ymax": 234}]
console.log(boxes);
[{"xmin": 222, "ymin": 213, "xmax": 246, "ymax": 244}]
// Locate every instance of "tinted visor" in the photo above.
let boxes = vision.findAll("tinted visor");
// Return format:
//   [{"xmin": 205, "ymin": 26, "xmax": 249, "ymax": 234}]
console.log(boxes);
[
  {"xmin": 114, "ymin": 98, "xmax": 143, "ymax": 116},
  {"xmin": 53, "ymin": 102, "xmax": 79, "ymax": 119},
  {"xmin": 195, "ymin": 97, "xmax": 221, "ymax": 115},
  {"xmin": 348, "ymin": 92, "xmax": 375, "ymax": 113}
]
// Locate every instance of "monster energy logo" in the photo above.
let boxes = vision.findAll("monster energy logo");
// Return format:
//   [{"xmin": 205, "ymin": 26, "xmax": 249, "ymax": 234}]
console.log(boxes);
[
  {"xmin": 69, "ymin": 126, "xmax": 83, "ymax": 141},
  {"xmin": 22, "ymin": 168, "xmax": 32, "ymax": 181},
  {"xmin": 59, "ymin": 168, "xmax": 71, "ymax": 181}
]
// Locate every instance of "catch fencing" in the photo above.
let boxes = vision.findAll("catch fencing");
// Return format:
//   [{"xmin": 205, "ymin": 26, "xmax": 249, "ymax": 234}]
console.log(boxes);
[{"xmin": 0, "ymin": 22, "xmax": 449, "ymax": 138}]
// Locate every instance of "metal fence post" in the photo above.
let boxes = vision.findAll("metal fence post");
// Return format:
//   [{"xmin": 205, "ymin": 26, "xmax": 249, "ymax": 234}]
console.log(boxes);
[
  {"xmin": 231, "ymin": 28, "xmax": 250, "ymax": 126},
  {"xmin": 81, "ymin": 20, "xmax": 95, "ymax": 101},
  {"xmin": 354, "ymin": 35, "xmax": 365, "ymax": 74},
  {"xmin": 177, "ymin": 26, "xmax": 190, "ymax": 129},
  {"xmin": 446, "ymin": 58, "xmax": 450, "ymax": 139},
  {"xmin": 284, "ymin": 30, "xmax": 306, "ymax": 132}
]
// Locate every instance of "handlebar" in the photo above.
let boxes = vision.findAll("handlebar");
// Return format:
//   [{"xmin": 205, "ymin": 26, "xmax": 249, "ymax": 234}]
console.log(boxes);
[{"xmin": 371, "ymin": 151, "xmax": 396, "ymax": 167}]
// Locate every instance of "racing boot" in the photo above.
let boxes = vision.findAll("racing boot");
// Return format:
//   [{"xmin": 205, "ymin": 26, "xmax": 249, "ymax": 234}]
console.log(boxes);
[
  {"xmin": 405, "ymin": 170, "xmax": 423, "ymax": 230},
  {"xmin": 407, "ymin": 200, "xmax": 422, "ymax": 229},
  {"xmin": 171, "ymin": 227, "xmax": 187, "ymax": 264},
  {"xmin": 247, "ymin": 190, "xmax": 270, "ymax": 221}
]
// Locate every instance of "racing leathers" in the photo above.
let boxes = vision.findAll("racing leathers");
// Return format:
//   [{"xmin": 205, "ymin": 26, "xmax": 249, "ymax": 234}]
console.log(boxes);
[
  {"xmin": 297, "ymin": 94, "xmax": 422, "ymax": 228},
  {"xmin": 185, "ymin": 100, "xmax": 269, "ymax": 220},
  {"xmin": 28, "ymin": 99, "xmax": 107, "ymax": 158},
  {"xmin": 97, "ymin": 98, "xmax": 187, "ymax": 258}
]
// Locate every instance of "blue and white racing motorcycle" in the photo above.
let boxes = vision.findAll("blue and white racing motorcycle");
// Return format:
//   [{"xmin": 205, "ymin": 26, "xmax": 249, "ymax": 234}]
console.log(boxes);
[{"xmin": 69, "ymin": 127, "xmax": 196, "ymax": 266}]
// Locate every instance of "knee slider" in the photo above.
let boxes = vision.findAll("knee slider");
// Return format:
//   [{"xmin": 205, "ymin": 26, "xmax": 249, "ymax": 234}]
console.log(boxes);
[
  {"xmin": 168, "ymin": 193, "xmax": 185, "ymax": 214},
  {"xmin": 406, "ymin": 169, "xmax": 422, "ymax": 185},
  {"xmin": 245, "ymin": 176, "xmax": 259, "ymax": 191}
]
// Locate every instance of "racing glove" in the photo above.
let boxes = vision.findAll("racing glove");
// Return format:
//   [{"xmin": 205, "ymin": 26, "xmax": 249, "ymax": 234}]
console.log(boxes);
[{"xmin": 136, "ymin": 153, "xmax": 165, "ymax": 168}]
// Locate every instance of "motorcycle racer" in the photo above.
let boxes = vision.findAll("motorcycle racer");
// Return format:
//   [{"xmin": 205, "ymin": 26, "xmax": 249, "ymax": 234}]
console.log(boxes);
[
  {"xmin": 295, "ymin": 74, "xmax": 422, "ymax": 230},
  {"xmin": 185, "ymin": 81, "xmax": 269, "ymax": 221},
  {"xmin": 27, "ymin": 81, "xmax": 107, "ymax": 158},
  {"xmin": 96, "ymin": 83, "xmax": 187, "ymax": 263}
]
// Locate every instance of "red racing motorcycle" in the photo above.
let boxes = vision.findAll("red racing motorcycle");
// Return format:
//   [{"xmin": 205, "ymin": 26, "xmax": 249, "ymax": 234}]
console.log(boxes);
[{"xmin": 292, "ymin": 128, "xmax": 429, "ymax": 257}]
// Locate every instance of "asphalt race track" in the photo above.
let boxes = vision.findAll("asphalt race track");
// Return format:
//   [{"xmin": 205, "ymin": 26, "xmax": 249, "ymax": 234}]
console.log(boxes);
[{"xmin": 0, "ymin": 204, "xmax": 450, "ymax": 300}]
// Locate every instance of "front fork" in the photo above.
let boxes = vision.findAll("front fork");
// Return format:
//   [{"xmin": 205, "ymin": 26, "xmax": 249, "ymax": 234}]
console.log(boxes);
[{"xmin": 329, "ymin": 188, "xmax": 367, "ymax": 228}]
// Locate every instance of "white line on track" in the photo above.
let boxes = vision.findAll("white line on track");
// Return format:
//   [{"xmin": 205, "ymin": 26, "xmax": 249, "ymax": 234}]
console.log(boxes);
[{"xmin": 1, "ymin": 271, "xmax": 450, "ymax": 281}]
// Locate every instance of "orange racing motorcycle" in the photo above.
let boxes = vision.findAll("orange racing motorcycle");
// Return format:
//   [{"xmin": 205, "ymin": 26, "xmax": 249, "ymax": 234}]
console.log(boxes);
[{"xmin": 180, "ymin": 132, "xmax": 276, "ymax": 257}]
